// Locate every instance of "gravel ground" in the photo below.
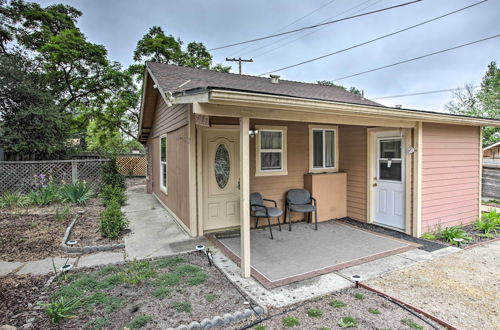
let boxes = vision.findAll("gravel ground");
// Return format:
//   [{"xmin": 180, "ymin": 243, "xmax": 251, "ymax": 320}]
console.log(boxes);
[
  {"xmin": 367, "ymin": 240, "xmax": 500, "ymax": 330},
  {"xmin": 235, "ymin": 287, "xmax": 442, "ymax": 329}
]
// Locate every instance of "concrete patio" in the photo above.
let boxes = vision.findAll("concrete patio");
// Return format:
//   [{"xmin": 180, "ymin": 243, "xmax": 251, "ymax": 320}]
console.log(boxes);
[{"xmin": 215, "ymin": 221, "xmax": 416, "ymax": 288}]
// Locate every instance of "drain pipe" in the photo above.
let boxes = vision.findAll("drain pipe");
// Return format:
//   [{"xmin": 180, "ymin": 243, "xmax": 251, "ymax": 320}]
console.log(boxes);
[{"xmin": 358, "ymin": 282, "xmax": 459, "ymax": 330}]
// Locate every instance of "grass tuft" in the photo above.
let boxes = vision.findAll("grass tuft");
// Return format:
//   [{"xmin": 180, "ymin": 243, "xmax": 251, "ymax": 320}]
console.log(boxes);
[
  {"xmin": 368, "ymin": 307, "xmax": 381, "ymax": 315},
  {"xmin": 153, "ymin": 257, "xmax": 186, "ymax": 269},
  {"xmin": 254, "ymin": 325, "xmax": 266, "ymax": 330},
  {"xmin": 205, "ymin": 293, "xmax": 218, "ymax": 302},
  {"xmin": 84, "ymin": 317, "xmax": 111, "ymax": 330},
  {"xmin": 126, "ymin": 315, "xmax": 153, "ymax": 329},
  {"xmin": 172, "ymin": 301, "xmax": 192, "ymax": 313},
  {"xmin": 338, "ymin": 316, "xmax": 358, "ymax": 328},
  {"xmin": 401, "ymin": 318, "xmax": 424, "ymax": 330},
  {"xmin": 353, "ymin": 292, "xmax": 365, "ymax": 300},
  {"xmin": 306, "ymin": 308, "xmax": 323, "ymax": 318},
  {"xmin": 282, "ymin": 316, "xmax": 300, "ymax": 327},
  {"xmin": 152, "ymin": 287, "xmax": 172, "ymax": 299},
  {"xmin": 329, "ymin": 299, "xmax": 347, "ymax": 308}
]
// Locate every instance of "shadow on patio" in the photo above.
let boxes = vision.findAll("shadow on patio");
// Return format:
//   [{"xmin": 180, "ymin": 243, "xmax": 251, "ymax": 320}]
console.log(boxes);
[{"xmin": 212, "ymin": 220, "xmax": 418, "ymax": 288}]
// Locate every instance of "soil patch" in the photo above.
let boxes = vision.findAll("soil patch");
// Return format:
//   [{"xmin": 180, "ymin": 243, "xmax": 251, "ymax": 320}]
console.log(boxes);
[
  {"xmin": 0, "ymin": 274, "xmax": 50, "ymax": 327},
  {"xmin": 237, "ymin": 287, "xmax": 442, "ymax": 329},
  {"xmin": 368, "ymin": 240, "xmax": 500, "ymax": 329},
  {"xmin": 0, "ymin": 213, "xmax": 72, "ymax": 261},
  {"xmin": 35, "ymin": 251, "xmax": 255, "ymax": 329},
  {"xmin": 69, "ymin": 199, "xmax": 126, "ymax": 247}
]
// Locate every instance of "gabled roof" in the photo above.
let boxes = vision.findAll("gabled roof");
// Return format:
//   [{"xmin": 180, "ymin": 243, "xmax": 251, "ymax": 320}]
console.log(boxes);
[
  {"xmin": 484, "ymin": 141, "xmax": 500, "ymax": 151},
  {"xmin": 146, "ymin": 62, "xmax": 381, "ymax": 107}
]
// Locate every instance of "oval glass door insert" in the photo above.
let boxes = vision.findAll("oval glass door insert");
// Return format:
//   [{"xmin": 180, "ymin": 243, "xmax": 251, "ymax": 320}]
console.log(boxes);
[{"xmin": 214, "ymin": 144, "xmax": 230, "ymax": 189}]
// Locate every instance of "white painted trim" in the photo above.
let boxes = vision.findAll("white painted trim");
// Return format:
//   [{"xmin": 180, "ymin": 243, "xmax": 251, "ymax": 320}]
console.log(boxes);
[
  {"xmin": 413, "ymin": 122, "xmax": 423, "ymax": 237},
  {"xmin": 308, "ymin": 124, "xmax": 339, "ymax": 173},
  {"xmin": 188, "ymin": 106, "xmax": 198, "ymax": 237},
  {"xmin": 479, "ymin": 127, "xmax": 483, "ymax": 219},
  {"xmin": 240, "ymin": 117, "xmax": 251, "ymax": 278},
  {"xmin": 152, "ymin": 192, "xmax": 191, "ymax": 236},
  {"xmin": 255, "ymin": 125, "xmax": 288, "ymax": 177},
  {"xmin": 159, "ymin": 134, "xmax": 167, "ymax": 194}
]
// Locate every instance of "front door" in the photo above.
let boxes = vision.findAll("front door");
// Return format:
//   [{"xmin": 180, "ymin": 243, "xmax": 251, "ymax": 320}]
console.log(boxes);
[
  {"xmin": 203, "ymin": 129, "xmax": 240, "ymax": 231},
  {"xmin": 373, "ymin": 133, "xmax": 405, "ymax": 230}
]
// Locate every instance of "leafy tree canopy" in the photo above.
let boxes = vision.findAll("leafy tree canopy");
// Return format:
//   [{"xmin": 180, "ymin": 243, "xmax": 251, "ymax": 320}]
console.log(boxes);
[
  {"xmin": 446, "ymin": 61, "xmax": 500, "ymax": 146},
  {"xmin": 317, "ymin": 80, "xmax": 363, "ymax": 96}
]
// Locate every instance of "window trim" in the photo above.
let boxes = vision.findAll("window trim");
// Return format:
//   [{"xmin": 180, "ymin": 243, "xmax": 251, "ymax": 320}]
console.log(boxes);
[
  {"xmin": 308, "ymin": 124, "xmax": 339, "ymax": 173},
  {"xmin": 255, "ymin": 125, "xmax": 288, "ymax": 176},
  {"xmin": 159, "ymin": 134, "xmax": 167, "ymax": 193}
]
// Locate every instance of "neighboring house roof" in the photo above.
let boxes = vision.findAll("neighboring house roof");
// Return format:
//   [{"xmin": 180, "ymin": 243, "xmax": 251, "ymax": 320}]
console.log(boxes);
[
  {"xmin": 484, "ymin": 141, "xmax": 500, "ymax": 151},
  {"xmin": 146, "ymin": 62, "xmax": 381, "ymax": 107}
]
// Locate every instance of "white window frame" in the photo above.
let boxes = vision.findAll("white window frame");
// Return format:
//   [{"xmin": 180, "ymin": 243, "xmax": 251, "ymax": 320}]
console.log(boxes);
[
  {"xmin": 159, "ymin": 135, "xmax": 167, "ymax": 193},
  {"xmin": 255, "ymin": 125, "xmax": 288, "ymax": 176},
  {"xmin": 309, "ymin": 124, "xmax": 339, "ymax": 173}
]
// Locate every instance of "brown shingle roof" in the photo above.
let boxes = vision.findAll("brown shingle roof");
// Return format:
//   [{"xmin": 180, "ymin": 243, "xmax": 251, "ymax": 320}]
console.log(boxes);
[{"xmin": 146, "ymin": 62, "xmax": 381, "ymax": 107}]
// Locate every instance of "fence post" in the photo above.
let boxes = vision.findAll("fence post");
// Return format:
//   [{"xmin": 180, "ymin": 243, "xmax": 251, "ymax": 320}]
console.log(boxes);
[{"xmin": 71, "ymin": 160, "xmax": 78, "ymax": 184}]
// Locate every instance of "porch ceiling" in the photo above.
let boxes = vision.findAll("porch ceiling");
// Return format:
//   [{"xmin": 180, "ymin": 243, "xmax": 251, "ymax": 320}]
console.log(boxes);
[{"xmin": 214, "ymin": 221, "xmax": 416, "ymax": 288}]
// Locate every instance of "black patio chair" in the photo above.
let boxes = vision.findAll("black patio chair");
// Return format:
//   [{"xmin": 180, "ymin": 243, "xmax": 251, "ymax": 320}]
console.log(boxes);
[
  {"xmin": 284, "ymin": 189, "xmax": 318, "ymax": 231},
  {"xmin": 250, "ymin": 192, "xmax": 282, "ymax": 240}
]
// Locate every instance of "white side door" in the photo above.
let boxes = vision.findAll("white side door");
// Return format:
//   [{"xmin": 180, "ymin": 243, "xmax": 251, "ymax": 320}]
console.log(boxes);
[
  {"xmin": 203, "ymin": 129, "xmax": 240, "ymax": 231},
  {"xmin": 374, "ymin": 134, "xmax": 405, "ymax": 230}
]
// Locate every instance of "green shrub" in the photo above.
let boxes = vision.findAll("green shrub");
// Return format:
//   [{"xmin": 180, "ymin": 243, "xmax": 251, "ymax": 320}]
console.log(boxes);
[
  {"xmin": 329, "ymin": 299, "xmax": 347, "ymax": 308},
  {"xmin": 282, "ymin": 316, "xmax": 300, "ymax": 327},
  {"xmin": 126, "ymin": 315, "xmax": 153, "ymax": 329},
  {"xmin": 60, "ymin": 181, "xmax": 93, "ymax": 205},
  {"xmin": 28, "ymin": 182, "xmax": 60, "ymax": 206},
  {"xmin": 438, "ymin": 225, "xmax": 472, "ymax": 245},
  {"xmin": 306, "ymin": 308, "xmax": 323, "ymax": 318},
  {"xmin": 99, "ymin": 184, "xmax": 127, "ymax": 206},
  {"xmin": 338, "ymin": 316, "xmax": 358, "ymax": 328},
  {"xmin": 100, "ymin": 199, "xmax": 128, "ymax": 238},
  {"xmin": 120, "ymin": 260, "xmax": 156, "ymax": 284},
  {"xmin": 475, "ymin": 210, "xmax": 500, "ymax": 235},
  {"xmin": 102, "ymin": 159, "xmax": 125, "ymax": 189},
  {"xmin": 42, "ymin": 296, "xmax": 80, "ymax": 323},
  {"xmin": 0, "ymin": 192, "xmax": 30, "ymax": 208}
]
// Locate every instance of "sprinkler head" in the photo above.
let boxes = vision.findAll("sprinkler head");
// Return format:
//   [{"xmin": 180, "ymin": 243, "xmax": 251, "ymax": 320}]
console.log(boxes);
[
  {"xmin": 195, "ymin": 244, "xmax": 205, "ymax": 251},
  {"xmin": 60, "ymin": 264, "xmax": 73, "ymax": 272},
  {"xmin": 351, "ymin": 274, "xmax": 363, "ymax": 287}
]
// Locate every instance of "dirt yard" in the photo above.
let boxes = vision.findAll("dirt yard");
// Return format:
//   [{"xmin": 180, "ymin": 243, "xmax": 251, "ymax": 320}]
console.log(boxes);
[{"xmin": 368, "ymin": 240, "xmax": 500, "ymax": 330}]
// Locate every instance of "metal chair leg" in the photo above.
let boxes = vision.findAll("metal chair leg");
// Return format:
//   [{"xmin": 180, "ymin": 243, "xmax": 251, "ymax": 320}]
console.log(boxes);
[
  {"xmin": 314, "ymin": 210, "xmax": 318, "ymax": 230},
  {"xmin": 288, "ymin": 208, "xmax": 292, "ymax": 232},
  {"xmin": 267, "ymin": 218, "xmax": 273, "ymax": 240},
  {"xmin": 255, "ymin": 217, "xmax": 259, "ymax": 229},
  {"xmin": 283, "ymin": 205, "xmax": 287, "ymax": 224},
  {"xmin": 277, "ymin": 216, "xmax": 282, "ymax": 231}
]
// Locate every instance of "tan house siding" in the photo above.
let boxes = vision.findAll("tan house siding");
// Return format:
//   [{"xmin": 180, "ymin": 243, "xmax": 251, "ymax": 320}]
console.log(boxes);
[
  {"xmin": 150, "ymin": 98, "xmax": 188, "ymax": 138},
  {"xmin": 339, "ymin": 125, "xmax": 367, "ymax": 222},
  {"xmin": 421, "ymin": 123, "xmax": 480, "ymax": 232}
]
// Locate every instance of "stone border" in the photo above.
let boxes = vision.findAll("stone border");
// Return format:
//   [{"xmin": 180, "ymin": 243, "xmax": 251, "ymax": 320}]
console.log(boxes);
[
  {"xmin": 165, "ymin": 306, "xmax": 265, "ymax": 330},
  {"xmin": 60, "ymin": 215, "xmax": 124, "ymax": 254}
]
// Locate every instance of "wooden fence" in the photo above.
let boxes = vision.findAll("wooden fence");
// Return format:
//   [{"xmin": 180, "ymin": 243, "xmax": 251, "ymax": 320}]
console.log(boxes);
[
  {"xmin": 483, "ymin": 163, "xmax": 500, "ymax": 199},
  {"xmin": 0, "ymin": 159, "xmax": 109, "ymax": 194},
  {"xmin": 116, "ymin": 154, "xmax": 147, "ymax": 177}
]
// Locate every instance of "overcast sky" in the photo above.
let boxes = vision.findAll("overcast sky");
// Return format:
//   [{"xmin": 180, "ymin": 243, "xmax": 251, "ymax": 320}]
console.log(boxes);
[{"xmin": 35, "ymin": 0, "xmax": 499, "ymax": 112}]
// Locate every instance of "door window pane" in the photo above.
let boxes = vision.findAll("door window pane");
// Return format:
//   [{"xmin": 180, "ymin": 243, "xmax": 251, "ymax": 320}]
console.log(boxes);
[
  {"xmin": 261, "ymin": 152, "xmax": 281, "ymax": 170},
  {"xmin": 380, "ymin": 140, "xmax": 401, "ymax": 159},
  {"xmin": 261, "ymin": 131, "xmax": 282, "ymax": 149},
  {"xmin": 214, "ymin": 144, "xmax": 230, "ymax": 189},
  {"xmin": 313, "ymin": 130, "xmax": 323, "ymax": 167},
  {"xmin": 379, "ymin": 160, "xmax": 402, "ymax": 181},
  {"xmin": 325, "ymin": 130, "xmax": 335, "ymax": 168}
]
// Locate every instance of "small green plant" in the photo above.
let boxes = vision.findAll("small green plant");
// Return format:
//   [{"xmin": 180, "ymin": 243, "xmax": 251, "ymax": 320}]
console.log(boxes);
[
  {"xmin": 174, "ymin": 264, "xmax": 207, "ymax": 285},
  {"xmin": 100, "ymin": 199, "xmax": 128, "ymax": 238},
  {"xmin": 153, "ymin": 287, "xmax": 172, "ymax": 299},
  {"xmin": 475, "ymin": 210, "xmax": 500, "ymax": 235},
  {"xmin": 95, "ymin": 265, "xmax": 120, "ymax": 277},
  {"xmin": 0, "ymin": 192, "xmax": 30, "ymax": 208},
  {"xmin": 338, "ymin": 316, "xmax": 358, "ymax": 328},
  {"xmin": 84, "ymin": 317, "xmax": 111, "ymax": 330},
  {"xmin": 153, "ymin": 257, "xmax": 186, "ymax": 269},
  {"xmin": 282, "ymin": 316, "xmax": 300, "ymax": 327},
  {"xmin": 368, "ymin": 308, "xmax": 381, "ymax": 315},
  {"xmin": 152, "ymin": 272, "xmax": 181, "ymax": 287},
  {"xmin": 254, "ymin": 325, "xmax": 266, "ymax": 330},
  {"xmin": 172, "ymin": 301, "xmax": 192, "ymax": 313},
  {"xmin": 306, "ymin": 308, "xmax": 323, "ymax": 318},
  {"xmin": 60, "ymin": 181, "xmax": 93, "ymax": 205},
  {"xmin": 401, "ymin": 318, "xmax": 423, "ymax": 330},
  {"xmin": 437, "ymin": 225, "xmax": 472, "ymax": 245},
  {"xmin": 99, "ymin": 184, "xmax": 127, "ymax": 206},
  {"xmin": 55, "ymin": 206, "xmax": 71, "ymax": 222},
  {"xmin": 120, "ymin": 260, "xmax": 156, "ymax": 284},
  {"xmin": 28, "ymin": 182, "xmax": 60, "ymax": 206},
  {"xmin": 421, "ymin": 232, "xmax": 437, "ymax": 240},
  {"xmin": 205, "ymin": 293, "xmax": 218, "ymax": 302},
  {"xmin": 126, "ymin": 315, "xmax": 153, "ymax": 329},
  {"xmin": 42, "ymin": 296, "xmax": 80, "ymax": 323},
  {"xmin": 353, "ymin": 292, "xmax": 365, "ymax": 300},
  {"xmin": 329, "ymin": 299, "xmax": 347, "ymax": 308},
  {"xmin": 319, "ymin": 328, "xmax": 331, "ymax": 330}
]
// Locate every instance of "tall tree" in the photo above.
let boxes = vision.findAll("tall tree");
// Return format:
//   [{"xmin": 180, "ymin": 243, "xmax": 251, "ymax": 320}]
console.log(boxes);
[
  {"xmin": 446, "ymin": 62, "xmax": 500, "ymax": 146},
  {"xmin": 317, "ymin": 80, "xmax": 363, "ymax": 96}
]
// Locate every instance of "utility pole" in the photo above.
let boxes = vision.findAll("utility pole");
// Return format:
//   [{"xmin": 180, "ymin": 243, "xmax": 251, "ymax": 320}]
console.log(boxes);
[{"xmin": 225, "ymin": 57, "xmax": 253, "ymax": 74}]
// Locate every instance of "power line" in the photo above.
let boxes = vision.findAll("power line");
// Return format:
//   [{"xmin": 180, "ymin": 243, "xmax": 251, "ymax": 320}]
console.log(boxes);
[
  {"xmin": 333, "ymin": 34, "xmax": 499, "ymax": 81},
  {"xmin": 259, "ymin": 0, "xmax": 488, "ymax": 75},
  {"xmin": 370, "ymin": 86, "xmax": 480, "ymax": 100},
  {"xmin": 209, "ymin": 0, "xmax": 423, "ymax": 51},
  {"xmin": 249, "ymin": 0, "xmax": 382, "ymax": 59}
]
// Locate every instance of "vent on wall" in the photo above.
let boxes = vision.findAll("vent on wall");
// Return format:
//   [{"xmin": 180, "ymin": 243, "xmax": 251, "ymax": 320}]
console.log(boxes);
[{"xmin": 270, "ymin": 74, "xmax": 280, "ymax": 84}]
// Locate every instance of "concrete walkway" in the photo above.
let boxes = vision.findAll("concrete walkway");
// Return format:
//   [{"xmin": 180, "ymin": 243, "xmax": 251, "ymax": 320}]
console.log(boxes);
[{"xmin": 0, "ymin": 188, "xmax": 200, "ymax": 277}]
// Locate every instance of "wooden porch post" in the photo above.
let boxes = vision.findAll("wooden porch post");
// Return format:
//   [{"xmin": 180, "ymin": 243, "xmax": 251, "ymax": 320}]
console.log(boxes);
[{"xmin": 239, "ymin": 117, "xmax": 251, "ymax": 278}]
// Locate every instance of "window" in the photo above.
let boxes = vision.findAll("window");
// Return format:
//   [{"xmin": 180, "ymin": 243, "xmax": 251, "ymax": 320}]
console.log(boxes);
[
  {"xmin": 160, "ymin": 135, "xmax": 167, "ymax": 191},
  {"xmin": 378, "ymin": 139, "xmax": 402, "ymax": 181},
  {"xmin": 309, "ymin": 125, "xmax": 338, "ymax": 172},
  {"xmin": 256, "ymin": 126, "xmax": 288, "ymax": 176}
]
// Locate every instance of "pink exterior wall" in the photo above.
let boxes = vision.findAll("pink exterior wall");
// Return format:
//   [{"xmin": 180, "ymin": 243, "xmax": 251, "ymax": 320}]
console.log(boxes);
[{"xmin": 421, "ymin": 123, "xmax": 480, "ymax": 232}]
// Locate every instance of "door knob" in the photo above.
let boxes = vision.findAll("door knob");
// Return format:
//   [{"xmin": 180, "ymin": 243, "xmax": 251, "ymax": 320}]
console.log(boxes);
[
  {"xmin": 373, "ymin": 183, "xmax": 378, "ymax": 187},
  {"xmin": 237, "ymin": 179, "xmax": 240, "ymax": 190}
]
